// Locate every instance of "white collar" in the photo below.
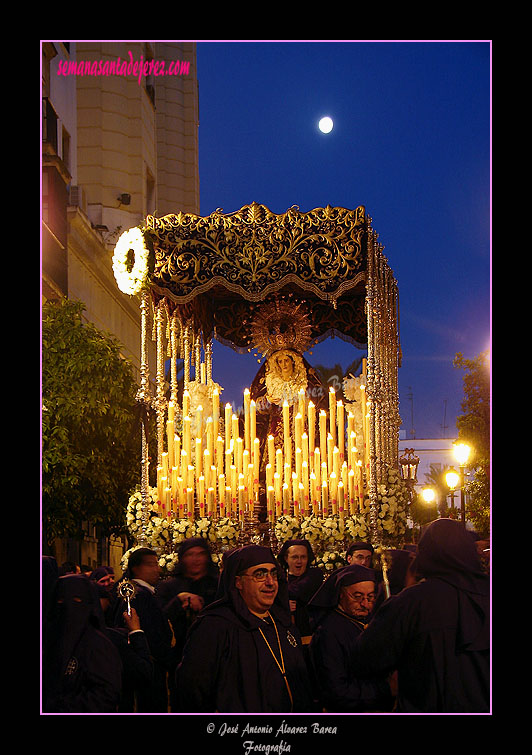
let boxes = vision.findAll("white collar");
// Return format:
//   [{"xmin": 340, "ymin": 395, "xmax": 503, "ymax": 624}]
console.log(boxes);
[{"xmin": 132, "ymin": 578, "xmax": 155, "ymax": 594}]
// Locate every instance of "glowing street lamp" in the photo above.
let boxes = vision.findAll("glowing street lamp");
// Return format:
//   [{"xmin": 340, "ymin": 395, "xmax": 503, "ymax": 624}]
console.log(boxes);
[
  {"xmin": 453, "ymin": 442, "xmax": 472, "ymax": 527},
  {"xmin": 445, "ymin": 467, "xmax": 460, "ymax": 515},
  {"xmin": 421, "ymin": 486, "xmax": 436, "ymax": 505}
]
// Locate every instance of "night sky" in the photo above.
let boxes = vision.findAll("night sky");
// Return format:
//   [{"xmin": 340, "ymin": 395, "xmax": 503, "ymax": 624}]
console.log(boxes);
[{"xmin": 195, "ymin": 40, "xmax": 491, "ymax": 439}]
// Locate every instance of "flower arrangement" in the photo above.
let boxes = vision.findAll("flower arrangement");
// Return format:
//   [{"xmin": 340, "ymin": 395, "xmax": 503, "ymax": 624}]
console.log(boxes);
[
  {"xmin": 112, "ymin": 227, "xmax": 153, "ymax": 295},
  {"xmin": 300, "ymin": 514, "xmax": 324, "ymax": 548},
  {"xmin": 319, "ymin": 514, "xmax": 346, "ymax": 549},
  {"xmin": 215, "ymin": 516, "xmax": 240, "ymax": 547},
  {"xmin": 316, "ymin": 549, "xmax": 347, "ymax": 573},
  {"xmin": 193, "ymin": 516, "xmax": 217, "ymax": 543},
  {"xmin": 274, "ymin": 515, "xmax": 301, "ymax": 544},
  {"xmin": 126, "ymin": 486, "xmax": 160, "ymax": 539},
  {"xmin": 344, "ymin": 514, "xmax": 371, "ymax": 542},
  {"xmin": 360, "ymin": 467, "xmax": 410, "ymax": 546}
]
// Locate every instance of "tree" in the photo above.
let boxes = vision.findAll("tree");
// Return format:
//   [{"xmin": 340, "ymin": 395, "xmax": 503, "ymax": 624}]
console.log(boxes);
[
  {"xmin": 453, "ymin": 350, "xmax": 490, "ymax": 465},
  {"xmin": 453, "ymin": 349, "xmax": 490, "ymax": 535},
  {"xmin": 42, "ymin": 298, "xmax": 141, "ymax": 546}
]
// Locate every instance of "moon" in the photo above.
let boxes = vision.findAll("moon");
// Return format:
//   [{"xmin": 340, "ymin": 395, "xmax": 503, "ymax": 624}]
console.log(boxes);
[{"xmin": 318, "ymin": 116, "xmax": 334, "ymax": 134}]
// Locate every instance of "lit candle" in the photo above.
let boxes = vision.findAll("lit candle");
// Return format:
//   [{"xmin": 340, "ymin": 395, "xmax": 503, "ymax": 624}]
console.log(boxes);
[
  {"xmin": 157, "ymin": 466, "xmax": 164, "ymax": 504},
  {"xmin": 250, "ymin": 399, "xmax": 256, "ymax": 451},
  {"xmin": 236, "ymin": 437, "xmax": 243, "ymax": 475},
  {"xmin": 308, "ymin": 401, "xmax": 316, "ymax": 468},
  {"xmin": 336, "ymin": 400, "xmax": 344, "ymax": 463},
  {"xmin": 275, "ymin": 448, "xmax": 283, "ymax": 478},
  {"xmin": 200, "ymin": 362, "xmax": 206, "ymax": 385},
  {"xmin": 314, "ymin": 448, "xmax": 321, "ymax": 488},
  {"xmin": 180, "ymin": 449, "xmax": 188, "ymax": 482},
  {"xmin": 161, "ymin": 451, "xmax": 169, "ymax": 482},
  {"xmin": 338, "ymin": 481, "xmax": 345, "ymax": 523},
  {"xmin": 164, "ymin": 486, "xmax": 172, "ymax": 513},
  {"xmin": 295, "ymin": 412, "xmax": 302, "ymax": 451},
  {"xmin": 174, "ymin": 435, "xmax": 181, "ymax": 470},
  {"xmin": 207, "ymin": 487, "xmax": 214, "ymax": 515},
  {"xmin": 183, "ymin": 389, "xmax": 190, "ymax": 418},
  {"xmin": 321, "ymin": 480, "xmax": 328, "ymax": 516},
  {"xmin": 253, "ymin": 437, "xmax": 260, "ymax": 484},
  {"xmin": 203, "ymin": 448, "xmax": 211, "ymax": 488},
  {"xmin": 301, "ymin": 431, "xmax": 309, "ymax": 468},
  {"xmin": 283, "ymin": 482, "xmax": 290, "ymax": 515},
  {"xmin": 283, "ymin": 401, "xmax": 291, "ymax": 469},
  {"xmin": 244, "ymin": 388, "xmax": 251, "ymax": 452},
  {"xmin": 206, "ymin": 416, "xmax": 214, "ymax": 459},
  {"xmin": 329, "ymin": 387, "xmax": 336, "ymax": 448},
  {"xmin": 267, "ymin": 486, "xmax": 275, "ymax": 524},
  {"xmin": 266, "ymin": 462, "xmax": 273, "ymax": 491},
  {"xmin": 319, "ymin": 410, "xmax": 327, "ymax": 463},
  {"xmin": 310, "ymin": 472, "xmax": 320, "ymax": 514},
  {"xmin": 217, "ymin": 435, "xmax": 224, "ymax": 477},
  {"xmin": 195, "ymin": 437, "xmax": 203, "ymax": 478},
  {"xmin": 198, "ymin": 476, "xmax": 205, "ymax": 511},
  {"xmin": 212, "ymin": 388, "xmax": 220, "ymax": 439},
  {"xmin": 183, "ymin": 415, "xmax": 191, "ymax": 460},
  {"xmin": 231, "ymin": 414, "xmax": 239, "ymax": 446},
  {"xmin": 224, "ymin": 403, "xmax": 232, "ymax": 450},
  {"xmin": 168, "ymin": 400, "xmax": 175, "ymax": 423},
  {"xmin": 225, "ymin": 447, "xmax": 232, "ymax": 479},
  {"xmin": 167, "ymin": 419, "xmax": 175, "ymax": 469},
  {"xmin": 348, "ymin": 469, "xmax": 356, "ymax": 513},
  {"xmin": 171, "ymin": 466, "xmax": 179, "ymax": 507},
  {"xmin": 327, "ymin": 433, "xmax": 334, "ymax": 475},
  {"xmin": 295, "ymin": 447, "xmax": 302, "ymax": 485},
  {"xmin": 267, "ymin": 435, "xmax": 275, "ymax": 468},
  {"xmin": 186, "ymin": 487, "xmax": 193, "ymax": 517},
  {"xmin": 196, "ymin": 405, "xmax": 204, "ymax": 440},
  {"xmin": 298, "ymin": 387, "xmax": 306, "ymax": 422},
  {"xmin": 298, "ymin": 482, "xmax": 304, "ymax": 519},
  {"xmin": 274, "ymin": 472, "xmax": 282, "ymax": 511}
]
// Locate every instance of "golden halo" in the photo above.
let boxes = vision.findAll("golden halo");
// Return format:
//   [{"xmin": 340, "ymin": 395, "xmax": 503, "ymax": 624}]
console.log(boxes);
[{"xmin": 250, "ymin": 299, "xmax": 312, "ymax": 360}]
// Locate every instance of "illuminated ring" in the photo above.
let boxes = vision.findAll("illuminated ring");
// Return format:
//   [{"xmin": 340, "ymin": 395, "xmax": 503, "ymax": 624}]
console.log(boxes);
[{"xmin": 113, "ymin": 227, "xmax": 151, "ymax": 295}]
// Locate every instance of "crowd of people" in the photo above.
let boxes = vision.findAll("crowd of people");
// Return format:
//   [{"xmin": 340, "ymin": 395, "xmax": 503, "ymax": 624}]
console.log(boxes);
[{"xmin": 41, "ymin": 518, "xmax": 491, "ymax": 714}]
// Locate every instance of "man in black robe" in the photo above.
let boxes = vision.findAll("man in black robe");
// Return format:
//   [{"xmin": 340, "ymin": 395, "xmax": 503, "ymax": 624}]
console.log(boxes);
[
  {"xmin": 42, "ymin": 574, "xmax": 123, "ymax": 713},
  {"xmin": 308, "ymin": 564, "xmax": 395, "ymax": 712},
  {"xmin": 277, "ymin": 538, "xmax": 324, "ymax": 640},
  {"xmin": 112, "ymin": 547, "xmax": 175, "ymax": 712},
  {"xmin": 155, "ymin": 537, "xmax": 219, "ymax": 710},
  {"xmin": 175, "ymin": 545, "xmax": 313, "ymax": 713},
  {"xmin": 351, "ymin": 518, "xmax": 490, "ymax": 712}
]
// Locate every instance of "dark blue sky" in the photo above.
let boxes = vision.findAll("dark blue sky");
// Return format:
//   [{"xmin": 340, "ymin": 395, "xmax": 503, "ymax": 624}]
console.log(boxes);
[{"xmin": 195, "ymin": 40, "xmax": 491, "ymax": 439}]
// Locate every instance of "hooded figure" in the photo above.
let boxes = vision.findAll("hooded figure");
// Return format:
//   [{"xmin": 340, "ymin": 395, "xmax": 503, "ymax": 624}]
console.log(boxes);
[
  {"xmin": 277, "ymin": 539, "xmax": 324, "ymax": 639},
  {"xmin": 42, "ymin": 574, "xmax": 123, "ymax": 713},
  {"xmin": 175, "ymin": 545, "xmax": 312, "ymax": 713},
  {"xmin": 308, "ymin": 565, "xmax": 395, "ymax": 712},
  {"xmin": 352, "ymin": 518, "xmax": 490, "ymax": 712}
]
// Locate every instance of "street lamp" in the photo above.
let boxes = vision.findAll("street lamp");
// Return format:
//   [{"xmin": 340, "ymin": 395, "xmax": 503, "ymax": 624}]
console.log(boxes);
[
  {"xmin": 453, "ymin": 442, "xmax": 472, "ymax": 527},
  {"xmin": 445, "ymin": 467, "xmax": 460, "ymax": 516},
  {"xmin": 399, "ymin": 448, "xmax": 420, "ymax": 498},
  {"xmin": 421, "ymin": 486, "xmax": 436, "ymax": 505}
]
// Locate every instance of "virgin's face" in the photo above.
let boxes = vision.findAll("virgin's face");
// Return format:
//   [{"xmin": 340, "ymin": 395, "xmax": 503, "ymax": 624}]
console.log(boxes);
[{"xmin": 277, "ymin": 354, "xmax": 294, "ymax": 379}]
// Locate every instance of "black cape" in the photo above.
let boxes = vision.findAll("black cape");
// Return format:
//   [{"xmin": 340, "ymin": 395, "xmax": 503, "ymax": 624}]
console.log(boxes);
[
  {"xmin": 352, "ymin": 518, "xmax": 490, "ymax": 712},
  {"xmin": 42, "ymin": 575, "xmax": 123, "ymax": 713},
  {"xmin": 175, "ymin": 545, "xmax": 313, "ymax": 713}
]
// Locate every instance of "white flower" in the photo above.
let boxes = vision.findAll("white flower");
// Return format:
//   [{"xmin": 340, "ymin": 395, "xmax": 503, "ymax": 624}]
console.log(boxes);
[{"xmin": 113, "ymin": 227, "xmax": 151, "ymax": 295}]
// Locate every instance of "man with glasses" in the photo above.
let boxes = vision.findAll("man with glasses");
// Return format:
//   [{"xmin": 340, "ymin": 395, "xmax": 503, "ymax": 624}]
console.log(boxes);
[
  {"xmin": 308, "ymin": 564, "xmax": 396, "ymax": 712},
  {"xmin": 175, "ymin": 545, "xmax": 312, "ymax": 712}
]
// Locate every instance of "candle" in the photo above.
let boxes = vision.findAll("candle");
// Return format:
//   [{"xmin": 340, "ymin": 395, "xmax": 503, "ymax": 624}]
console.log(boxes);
[
  {"xmin": 200, "ymin": 361, "xmax": 206, "ymax": 385},
  {"xmin": 231, "ymin": 414, "xmax": 239, "ymax": 446},
  {"xmin": 283, "ymin": 401, "xmax": 291, "ymax": 468},
  {"xmin": 295, "ymin": 412, "xmax": 302, "ymax": 451},
  {"xmin": 206, "ymin": 416, "xmax": 214, "ymax": 459},
  {"xmin": 207, "ymin": 487, "xmax": 214, "ymax": 515},
  {"xmin": 212, "ymin": 388, "xmax": 220, "ymax": 439},
  {"xmin": 267, "ymin": 486, "xmax": 275, "ymax": 524},
  {"xmin": 196, "ymin": 405, "xmax": 204, "ymax": 440},
  {"xmin": 298, "ymin": 482, "xmax": 304, "ymax": 518},
  {"xmin": 157, "ymin": 466, "xmax": 164, "ymax": 504},
  {"xmin": 274, "ymin": 472, "xmax": 282, "ymax": 511},
  {"xmin": 225, "ymin": 447, "xmax": 232, "ymax": 479},
  {"xmin": 319, "ymin": 410, "xmax": 327, "ymax": 463},
  {"xmin": 267, "ymin": 435, "xmax": 275, "ymax": 468},
  {"xmin": 330, "ymin": 471, "xmax": 338, "ymax": 514},
  {"xmin": 338, "ymin": 481, "xmax": 345, "ymax": 523},
  {"xmin": 224, "ymin": 403, "xmax": 232, "ymax": 450},
  {"xmin": 195, "ymin": 437, "xmax": 203, "ymax": 478},
  {"xmin": 168, "ymin": 400, "xmax": 175, "ymax": 423},
  {"xmin": 186, "ymin": 487, "xmax": 193, "ymax": 516},
  {"xmin": 161, "ymin": 451, "xmax": 169, "ymax": 482},
  {"xmin": 198, "ymin": 476, "xmax": 205, "ymax": 510},
  {"xmin": 336, "ymin": 400, "xmax": 344, "ymax": 462},
  {"xmin": 321, "ymin": 480, "xmax": 328, "ymax": 516},
  {"xmin": 275, "ymin": 448, "xmax": 283, "ymax": 478},
  {"xmin": 183, "ymin": 415, "xmax": 191, "ymax": 460},
  {"xmin": 253, "ymin": 437, "xmax": 260, "ymax": 483},
  {"xmin": 174, "ymin": 435, "xmax": 181, "ymax": 471},
  {"xmin": 283, "ymin": 483, "xmax": 290, "ymax": 515},
  {"xmin": 295, "ymin": 446, "xmax": 302, "ymax": 484},
  {"xmin": 301, "ymin": 431, "xmax": 309, "ymax": 468},
  {"xmin": 187, "ymin": 464, "xmax": 195, "ymax": 491},
  {"xmin": 250, "ymin": 399, "xmax": 256, "ymax": 452},
  {"xmin": 180, "ymin": 449, "xmax": 188, "ymax": 481},
  {"xmin": 183, "ymin": 389, "xmax": 190, "ymax": 418},
  {"xmin": 171, "ymin": 466, "xmax": 179, "ymax": 506},
  {"xmin": 310, "ymin": 471, "xmax": 317, "ymax": 515},
  {"xmin": 217, "ymin": 435, "xmax": 224, "ymax": 477},
  {"xmin": 167, "ymin": 420, "xmax": 175, "ymax": 468},
  {"xmin": 266, "ymin": 463, "xmax": 273, "ymax": 491},
  {"xmin": 236, "ymin": 437, "xmax": 243, "ymax": 475},
  {"xmin": 203, "ymin": 449, "xmax": 211, "ymax": 488},
  {"xmin": 164, "ymin": 486, "xmax": 172, "ymax": 513},
  {"xmin": 327, "ymin": 433, "xmax": 334, "ymax": 475},
  {"xmin": 244, "ymin": 388, "xmax": 251, "ymax": 452},
  {"xmin": 329, "ymin": 387, "xmax": 336, "ymax": 447},
  {"xmin": 307, "ymin": 401, "xmax": 316, "ymax": 468},
  {"xmin": 298, "ymin": 387, "xmax": 306, "ymax": 421},
  {"xmin": 348, "ymin": 469, "xmax": 356, "ymax": 513}
]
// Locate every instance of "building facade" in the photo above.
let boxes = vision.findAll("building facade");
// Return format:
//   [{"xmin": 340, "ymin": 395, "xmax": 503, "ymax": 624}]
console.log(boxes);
[{"xmin": 41, "ymin": 40, "xmax": 200, "ymax": 571}]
